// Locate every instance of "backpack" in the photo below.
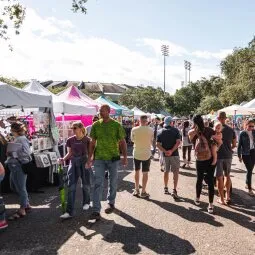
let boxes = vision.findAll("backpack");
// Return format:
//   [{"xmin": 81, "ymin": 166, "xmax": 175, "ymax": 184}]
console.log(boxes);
[{"xmin": 194, "ymin": 132, "xmax": 211, "ymax": 161}]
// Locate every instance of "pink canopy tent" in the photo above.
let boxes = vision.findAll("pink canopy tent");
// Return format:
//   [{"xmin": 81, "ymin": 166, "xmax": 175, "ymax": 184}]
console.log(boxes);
[
  {"xmin": 57, "ymin": 85, "xmax": 100, "ymax": 110},
  {"xmin": 57, "ymin": 85, "xmax": 117, "ymax": 115}
]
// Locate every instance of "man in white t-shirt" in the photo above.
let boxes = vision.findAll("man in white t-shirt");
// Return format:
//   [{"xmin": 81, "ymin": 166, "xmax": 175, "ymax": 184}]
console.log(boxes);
[{"xmin": 131, "ymin": 115, "xmax": 154, "ymax": 198}]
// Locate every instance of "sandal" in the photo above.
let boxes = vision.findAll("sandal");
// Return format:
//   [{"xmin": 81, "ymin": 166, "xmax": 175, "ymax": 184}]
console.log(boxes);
[
  {"xmin": 217, "ymin": 199, "xmax": 226, "ymax": 205},
  {"xmin": 8, "ymin": 211, "xmax": 26, "ymax": 221}
]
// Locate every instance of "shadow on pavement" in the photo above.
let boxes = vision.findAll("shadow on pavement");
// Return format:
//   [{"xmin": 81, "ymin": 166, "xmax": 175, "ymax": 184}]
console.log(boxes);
[
  {"xmin": 179, "ymin": 171, "xmax": 197, "ymax": 178},
  {"xmin": 231, "ymin": 168, "xmax": 246, "ymax": 174},
  {"xmin": 149, "ymin": 198, "xmax": 223, "ymax": 227},
  {"xmin": 0, "ymin": 147, "xmax": 135, "ymax": 254},
  {"xmin": 84, "ymin": 209, "xmax": 196, "ymax": 254},
  {"xmin": 221, "ymin": 188, "xmax": 255, "ymax": 222}
]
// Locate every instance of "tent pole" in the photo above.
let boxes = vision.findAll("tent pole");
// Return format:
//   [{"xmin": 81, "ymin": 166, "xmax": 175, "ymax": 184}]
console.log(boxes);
[{"xmin": 62, "ymin": 113, "xmax": 66, "ymax": 166}]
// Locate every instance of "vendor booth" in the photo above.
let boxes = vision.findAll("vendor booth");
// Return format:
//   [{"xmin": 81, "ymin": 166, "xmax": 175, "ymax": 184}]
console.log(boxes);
[
  {"xmin": 23, "ymin": 80, "xmax": 98, "ymax": 158},
  {"xmin": 0, "ymin": 82, "xmax": 58, "ymax": 192}
]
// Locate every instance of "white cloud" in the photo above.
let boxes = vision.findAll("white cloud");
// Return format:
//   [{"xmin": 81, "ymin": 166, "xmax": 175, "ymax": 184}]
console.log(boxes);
[
  {"xmin": 192, "ymin": 49, "xmax": 233, "ymax": 60},
  {"xmin": 0, "ymin": 8, "xmax": 226, "ymax": 94},
  {"xmin": 138, "ymin": 38, "xmax": 188, "ymax": 57}
]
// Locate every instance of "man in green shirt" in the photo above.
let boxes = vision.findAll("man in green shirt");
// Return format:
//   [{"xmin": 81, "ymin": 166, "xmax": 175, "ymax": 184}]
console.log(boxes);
[{"xmin": 87, "ymin": 104, "xmax": 127, "ymax": 220}]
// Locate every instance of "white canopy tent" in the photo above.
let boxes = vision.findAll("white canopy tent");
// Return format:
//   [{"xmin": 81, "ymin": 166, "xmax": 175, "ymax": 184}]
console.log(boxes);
[
  {"xmin": 243, "ymin": 98, "xmax": 255, "ymax": 108},
  {"xmin": 132, "ymin": 107, "xmax": 149, "ymax": 118},
  {"xmin": 0, "ymin": 82, "xmax": 52, "ymax": 109},
  {"xmin": 23, "ymin": 80, "xmax": 96, "ymax": 115},
  {"xmin": 218, "ymin": 104, "xmax": 255, "ymax": 115}
]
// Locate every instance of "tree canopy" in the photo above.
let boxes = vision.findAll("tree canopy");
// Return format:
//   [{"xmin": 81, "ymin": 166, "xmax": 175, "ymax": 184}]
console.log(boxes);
[{"xmin": 119, "ymin": 86, "xmax": 168, "ymax": 113}]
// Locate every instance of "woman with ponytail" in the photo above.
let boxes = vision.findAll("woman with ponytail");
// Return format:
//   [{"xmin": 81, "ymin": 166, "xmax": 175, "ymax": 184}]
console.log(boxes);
[
  {"xmin": 188, "ymin": 115, "xmax": 216, "ymax": 214},
  {"xmin": 58, "ymin": 122, "xmax": 91, "ymax": 219}
]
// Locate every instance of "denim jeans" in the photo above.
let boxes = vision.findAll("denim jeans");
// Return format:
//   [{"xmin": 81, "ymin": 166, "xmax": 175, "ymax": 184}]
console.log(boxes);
[
  {"xmin": 0, "ymin": 174, "xmax": 5, "ymax": 221},
  {"xmin": 242, "ymin": 149, "xmax": 255, "ymax": 189},
  {"xmin": 66, "ymin": 156, "xmax": 91, "ymax": 216},
  {"xmin": 8, "ymin": 162, "xmax": 29, "ymax": 208},
  {"xmin": 93, "ymin": 160, "xmax": 119, "ymax": 213}
]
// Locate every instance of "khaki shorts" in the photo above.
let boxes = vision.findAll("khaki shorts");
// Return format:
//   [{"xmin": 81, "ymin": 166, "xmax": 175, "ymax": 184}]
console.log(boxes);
[
  {"xmin": 164, "ymin": 156, "xmax": 180, "ymax": 173},
  {"xmin": 216, "ymin": 159, "xmax": 232, "ymax": 177}
]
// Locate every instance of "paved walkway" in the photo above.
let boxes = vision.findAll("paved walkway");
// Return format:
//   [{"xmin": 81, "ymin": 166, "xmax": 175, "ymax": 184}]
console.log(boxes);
[{"xmin": 0, "ymin": 150, "xmax": 255, "ymax": 255}]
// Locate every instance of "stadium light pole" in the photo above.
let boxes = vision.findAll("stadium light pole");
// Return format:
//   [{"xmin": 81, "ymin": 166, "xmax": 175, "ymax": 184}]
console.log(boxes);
[
  {"xmin": 184, "ymin": 60, "xmax": 191, "ymax": 85},
  {"xmin": 161, "ymin": 45, "xmax": 169, "ymax": 93}
]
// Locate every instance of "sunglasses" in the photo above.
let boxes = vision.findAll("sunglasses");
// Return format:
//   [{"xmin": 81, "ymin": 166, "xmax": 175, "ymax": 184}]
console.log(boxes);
[
  {"xmin": 72, "ymin": 127, "xmax": 78, "ymax": 130},
  {"xmin": 248, "ymin": 125, "xmax": 255, "ymax": 128}
]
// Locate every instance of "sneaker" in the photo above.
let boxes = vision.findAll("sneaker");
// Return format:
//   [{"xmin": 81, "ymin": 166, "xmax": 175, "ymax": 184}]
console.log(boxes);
[
  {"xmin": 60, "ymin": 212, "xmax": 72, "ymax": 220},
  {"xmin": 105, "ymin": 204, "xmax": 115, "ymax": 214},
  {"xmin": 132, "ymin": 189, "xmax": 140, "ymax": 197},
  {"xmin": 207, "ymin": 205, "xmax": 214, "ymax": 214},
  {"xmin": 83, "ymin": 204, "xmax": 90, "ymax": 210},
  {"xmin": 194, "ymin": 198, "xmax": 200, "ymax": 205},
  {"xmin": 164, "ymin": 187, "xmax": 169, "ymax": 194},
  {"xmin": 248, "ymin": 190, "xmax": 255, "ymax": 197},
  {"xmin": 89, "ymin": 212, "xmax": 101, "ymax": 220},
  {"xmin": 172, "ymin": 189, "xmax": 179, "ymax": 199},
  {"xmin": 0, "ymin": 220, "xmax": 8, "ymax": 230},
  {"xmin": 140, "ymin": 192, "xmax": 150, "ymax": 198}
]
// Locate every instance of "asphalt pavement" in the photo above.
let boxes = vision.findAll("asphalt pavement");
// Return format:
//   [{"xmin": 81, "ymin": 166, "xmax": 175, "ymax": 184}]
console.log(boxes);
[{"xmin": 0, "ymin": 148, "xmax": 254, "ymax": 255}]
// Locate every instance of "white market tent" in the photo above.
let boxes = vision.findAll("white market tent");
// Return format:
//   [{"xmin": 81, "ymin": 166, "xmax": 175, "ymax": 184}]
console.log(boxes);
[
  {"xmin": 23, "ymin": 80, "xmax": 96, "ymax": 115},
  {"xmin": 218, "ymin": 104, "xmax": 255, "ymax": 115},
  {"xmin": 132, "ymin": 107, "xmax": 150, "ymax": 119},
  {"xmin": 0, "ymin": 82, "xmax": 52, "ymax": 110},
  {"xmin": 243, "ymin": 98, "xmax": 255, "ymax": 108}
]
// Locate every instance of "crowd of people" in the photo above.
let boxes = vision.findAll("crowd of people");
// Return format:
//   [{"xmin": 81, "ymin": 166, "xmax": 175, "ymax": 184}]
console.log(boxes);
[
  {"xmin": 0, "ymin": 104, "xmax": 254, "ymax": 230},
  {"xmin": 131, "ymin": 111, "xmax": 255, "ymax": 215}
]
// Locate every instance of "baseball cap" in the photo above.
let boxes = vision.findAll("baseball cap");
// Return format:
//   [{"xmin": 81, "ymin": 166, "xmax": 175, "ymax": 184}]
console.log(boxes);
[
  {"xmin": 164, "ymin": 116, "xmax": 173, "ymax": 127},
  {"xmin": 218, "ymin": 111, "xmax": 227, "ymax": 119}
]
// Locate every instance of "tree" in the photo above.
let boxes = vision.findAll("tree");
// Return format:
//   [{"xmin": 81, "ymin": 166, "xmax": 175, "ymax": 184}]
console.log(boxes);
[
  {"xmin": 220, "ymin": 37, "xmax": 255, "ymax": 105},
  {"xmin": 0, "ymin": 76, "xmax": 26, "ymax": 88},
  {"xmin": 172, "ymin": 82, "xmax": 202, "ymax": 116},
  {"xmin": 119, "ymin": 86, "xmax": 168, "ymax": 113},
  {"xmin": 196, "ymin": 96, "xmax": 223, "ymax": 115},
  {"xmin": 0, "ymin": 0, "xmax": 88, "ymax": 48},
  {"xmin": 199, "ymin": 76, "xmax": 224, "ymax": 98}
]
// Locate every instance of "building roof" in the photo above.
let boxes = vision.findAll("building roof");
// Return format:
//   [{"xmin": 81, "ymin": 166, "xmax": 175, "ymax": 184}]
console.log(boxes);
[{"xmin": 38, "ymin": 80, "xmax": 136, "ymax": 93}]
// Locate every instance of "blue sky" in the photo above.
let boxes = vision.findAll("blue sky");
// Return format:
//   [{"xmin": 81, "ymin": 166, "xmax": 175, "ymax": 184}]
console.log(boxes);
[{"xmin": 0, "ymin": 0, "xmax": 254, "ymax": 93}]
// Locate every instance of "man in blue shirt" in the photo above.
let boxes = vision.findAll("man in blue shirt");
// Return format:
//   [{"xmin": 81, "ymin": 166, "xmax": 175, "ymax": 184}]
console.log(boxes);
[{"xmin": 157, "ymin": 116, "xmax": 181, "ymax": 199}]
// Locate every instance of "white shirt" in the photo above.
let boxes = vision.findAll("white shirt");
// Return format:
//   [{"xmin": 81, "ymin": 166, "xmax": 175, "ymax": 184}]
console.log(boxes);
[
  {"xmin": 247, "ymin": 130, "xmax": 254, "ymax": 150},
  {"xmin": 86, "ymin": 125, "xmax": 92, "ymax": 137},
  {"xmin": 131, "ymin": 126, "xmax": 154, "ymax": 160},
  {"xmin": 182, "ymin": 127, "xmax": 192, "ymax": 146}
]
